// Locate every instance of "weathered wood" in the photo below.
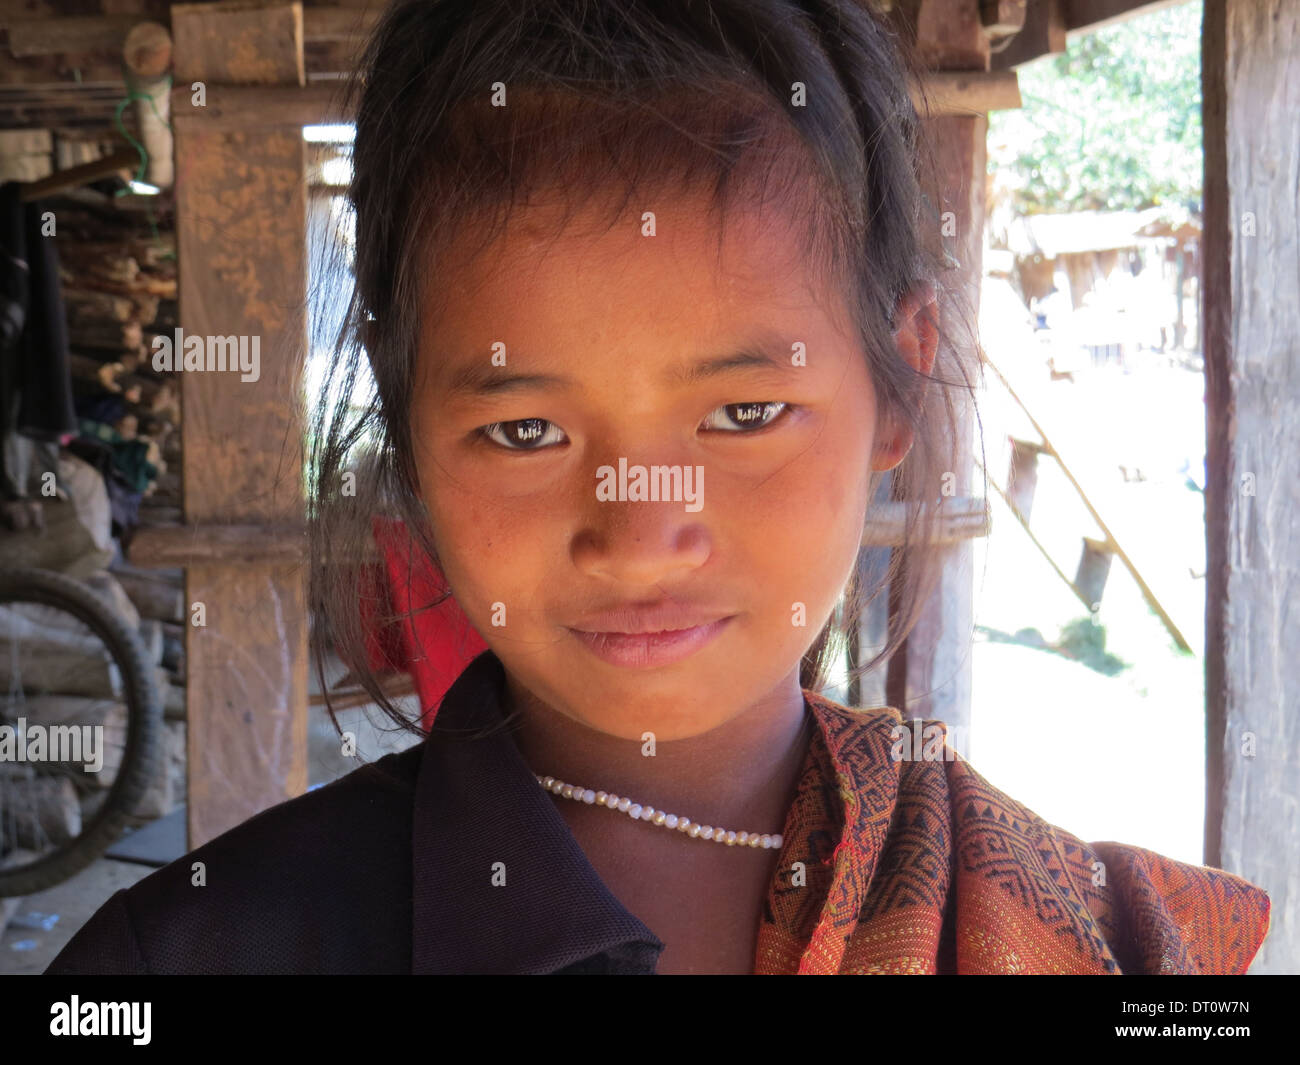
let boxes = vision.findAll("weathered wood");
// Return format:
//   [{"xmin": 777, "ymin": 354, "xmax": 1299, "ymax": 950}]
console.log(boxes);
[
  {"xmin": 63, "ymin": 286, "xmax": 139, "ymax": 324},
  {"xmin": 82, "ymin": 571, "xmax": 142, "ymax": 631},
  {"xmin": 301, "ymin": 4, "xmax": 381, "ymax": 42},
  {"xmin": 1063, "ymin": 0, "xmax": 1186, "ymax": 36},
  {"xmin": 172, "ymin": 0, "xmax": 309, "ymax": 849},
  {"xmin": 129, "ymin": 522, "xmax": 308, "ymax": 567},
  {"xmin": 163, "ymin": 681, "xmax": 187, "ymax": 721},
  {"xmin": 12, "ymin": 696, "xmax": 129, "ymax": 783},
  {"xmin": 111, "ymin": 568, "xmax": 184, "ymax": 624},
  {"xmin": 137, "ymin": 618, "xmax": 164, "ymax": 664},
  {"xmin": 979, "ymin": 0, "xmax": 1028, "ymax": 37},
  {"xmin": 169, "ymin": 81, "xmax": 352, "ymax": 129},
  {"xmin": 123, "ymin": 20, "xmax": 173, "ymax": 79},
  {"xmin": 913, "ymin": 0, "xmax": 990, "ymax": 70},
  {"xmin": 1, "ymin": 5, "xmax": 374, "ymax": 57},
  {"xmin": 885, "ymin": 92, "xmax": 985, "ymax": 730},
  {"xmin": 124, "ymin": 21, "xmax": 174, "ymax": 188},
  {"xmin": 861, "ymin": 497, "xmax": 990, "ymax": 547},
  {"xmin": 68, "ymin": 318, "xmax": 143, "ymax": 353},
  {"xmin": 5, "ymin": 15, "xmax": 143, "ymax": 58},
  {"xmin": 1073, "ymin": 536, "xmax": 1114, "ymax": 610},
  {"xmin": 1202, "ymin": 0, "xmax": 1298, "ymax": 974},
  {"xmin": 169, "ymin": 72, "xmax": 1018, "ymax": 131},
  {"xmin": 991, "ymin": 0, "xmax": 1067, "ymax": 69},
  {"xmin": 0, "ymin": 658, "xmax": 123, "ymax": 706},
  {"xmin": 0, "ymin": 772, "xmax": 82, "ymax": 850},
  {"xmin": 171, "ymin": 1, "xmax": 305, "ymax": 87},
  {"xmin": 18, "ymin": 146, "xmax": 139, "ymax": 202},
  {"xmin": 913, "ymin": 70, "xmax": 1021, "ymax": 116},
  {"xmin": 1006, "ymin": 436, "xmax": 1046, "ymax": 519},
  {"xmin": 869, "ymin": 0, "xmax": 990, "ymax": 728}
]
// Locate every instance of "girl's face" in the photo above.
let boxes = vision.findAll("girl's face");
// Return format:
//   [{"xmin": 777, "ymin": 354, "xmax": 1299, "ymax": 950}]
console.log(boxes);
[{"xmin": 411, "ymin": 189, "xmax": 891, "ymax": 741}]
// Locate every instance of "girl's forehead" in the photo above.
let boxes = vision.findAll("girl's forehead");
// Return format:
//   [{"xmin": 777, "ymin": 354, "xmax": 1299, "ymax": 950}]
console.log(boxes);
[{"xmin": 431, "ymin": 188, "xmax": 825, "ymax": 311}]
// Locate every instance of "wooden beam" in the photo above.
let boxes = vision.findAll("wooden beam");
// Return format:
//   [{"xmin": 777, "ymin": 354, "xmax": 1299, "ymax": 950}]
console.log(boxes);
[
  {"xmin": 165, "ymin": 70, "xmax": 1017, "ymax": 133},
  {"xmin": 129, "ymin": 523, "xmax": 307, "ymax": 567},
  {"xmin": 862, "ymin": 498, "xmax": 991, "ymax": 547},
  {"xmin": 5, "ymin": 15, "xmax": 142, "ymax": 57},
  {"xmin": 914, "ymin": 0, "xmax": 991, "ymax": 70},
  {"xmin": 1, "ymin": 5, "xmax": 376, "ymax": 57},
  {"xmin": 171, "ymin": 0, "xmax": 309, "ymax": 850},
  {"xmin": 169, "ymin": 82, "xmax": 349, "ymax": 128},
  {"xmin": 991, "ymin": 0, "xmax": 1184, "ymax": 69},
  {"xmin": 18, "ymin": 146, "xmax": 138, "ymax": 202},
  {"xmin": 991, "ymin": 0, "xmax": 1068, "ymax": 70},
  {"xmin": 301, "ymin": 4, "xmax": 380, "ymax": 41},
  {"xmin": 1063, "ymin": 0, "xmax": 1186, "ymax": 36},
  {"xmin": 913, "ymin": 70, "xmax": 1022, "ymax": 115}
]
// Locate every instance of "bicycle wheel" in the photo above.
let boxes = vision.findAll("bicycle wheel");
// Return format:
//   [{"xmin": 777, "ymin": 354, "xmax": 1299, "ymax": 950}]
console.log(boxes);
[{"xmin": 0, "ymin": 567, "xmax": 165, "ymax": 897}]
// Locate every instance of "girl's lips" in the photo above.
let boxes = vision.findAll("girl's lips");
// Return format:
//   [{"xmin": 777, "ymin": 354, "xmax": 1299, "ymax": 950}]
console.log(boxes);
[{"xmin": 567, "ymin": 616, "xmax": 733, "ymax": 669}]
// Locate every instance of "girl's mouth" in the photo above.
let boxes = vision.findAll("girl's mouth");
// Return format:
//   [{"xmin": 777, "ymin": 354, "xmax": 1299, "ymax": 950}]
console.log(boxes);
[{"xmin": 566, "ymin": 616, "xmax": 733, "ymax": 669}]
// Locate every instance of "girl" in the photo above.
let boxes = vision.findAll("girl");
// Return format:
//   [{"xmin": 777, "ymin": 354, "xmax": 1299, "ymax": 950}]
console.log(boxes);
[{"xmin": 49, "ymin": 0, "xmax": 1268, "ymax": 975}]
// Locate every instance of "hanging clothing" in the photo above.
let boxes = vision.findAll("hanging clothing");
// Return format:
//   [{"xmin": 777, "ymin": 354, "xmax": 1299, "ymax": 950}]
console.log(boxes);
[
  {"xmin": 0, "ymin": 182, "xmax": 78, "ymax": 454},
  {"xmin": 46, "ymin": 649, "xmax": 1270, "ymax": 974}
]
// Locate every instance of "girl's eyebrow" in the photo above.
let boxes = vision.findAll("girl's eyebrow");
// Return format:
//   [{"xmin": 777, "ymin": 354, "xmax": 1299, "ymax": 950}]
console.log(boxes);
[{"xmin": 441, "ymin": 339, "xmax": 801, "ymax": 399}]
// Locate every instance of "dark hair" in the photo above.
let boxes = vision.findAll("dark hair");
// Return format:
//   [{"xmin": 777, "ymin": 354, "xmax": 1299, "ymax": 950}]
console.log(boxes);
[{"xmin": 309, "ymin": 0, "xmax": 986, "ymax": 736}]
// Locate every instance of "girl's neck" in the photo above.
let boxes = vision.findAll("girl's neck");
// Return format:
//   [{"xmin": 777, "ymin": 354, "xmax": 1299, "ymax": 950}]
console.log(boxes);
[{"xmin": 504, "ymin": 670, "xmax": 814, "ymax": 832}]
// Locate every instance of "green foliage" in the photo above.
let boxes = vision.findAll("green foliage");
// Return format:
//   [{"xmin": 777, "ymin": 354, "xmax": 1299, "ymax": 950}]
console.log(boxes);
[{"xmin": 988, "ymin": 0, "xmax": 1203, "ymax": 214}]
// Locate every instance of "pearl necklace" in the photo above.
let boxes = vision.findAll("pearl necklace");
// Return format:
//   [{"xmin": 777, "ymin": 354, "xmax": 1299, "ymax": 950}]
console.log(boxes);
[{"xmin": 535, "ymin": 773, "xmax": 784, "ymax": 849}]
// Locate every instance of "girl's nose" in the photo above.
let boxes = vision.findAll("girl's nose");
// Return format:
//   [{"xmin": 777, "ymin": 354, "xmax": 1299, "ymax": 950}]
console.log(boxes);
[{"xmin": 571, "ymin": 495, "xmax": 712, "ymax": 587}]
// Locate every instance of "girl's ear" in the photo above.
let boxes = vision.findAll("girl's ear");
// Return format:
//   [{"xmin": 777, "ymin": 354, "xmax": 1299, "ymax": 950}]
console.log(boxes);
[
  {"xmin": 872, "ymin": 280, "xmax": 939, "ymax": 472},
  {"xmin": 890, "ymin": 279, "xmax": 938, "ymax": 379}
]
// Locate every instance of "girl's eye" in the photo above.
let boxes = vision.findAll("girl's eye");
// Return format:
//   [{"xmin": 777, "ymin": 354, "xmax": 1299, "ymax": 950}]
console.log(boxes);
[
  {"xmin": 477, "ymin": 402, "xmax": 792, "ymax": 451},
  {"xmin": 478, "ymin": 418, "xmax": 568, "ymax": 451},
  {"xmin": 699, "ymin": 401, "xmax": 792, "ymax": 433}
]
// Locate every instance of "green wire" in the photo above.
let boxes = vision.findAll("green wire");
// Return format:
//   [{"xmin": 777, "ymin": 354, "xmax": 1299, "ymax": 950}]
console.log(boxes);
[{"xmin": 111, "ymin": 66, "xmax": 177, "ymax": 260}]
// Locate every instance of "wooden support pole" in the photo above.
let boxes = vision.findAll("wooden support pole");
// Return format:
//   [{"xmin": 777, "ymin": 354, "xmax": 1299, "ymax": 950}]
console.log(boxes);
[
  {"xmin": 883, "ymin": 0, "xmax": 988, "ymax": 728},
  {"xmin": 170, "ymin": 0, "xmax": 309, "ymax": 849},
  {"xmin": 1202, "ymin": 0, "xmax": 1297, "ymax": 973}
]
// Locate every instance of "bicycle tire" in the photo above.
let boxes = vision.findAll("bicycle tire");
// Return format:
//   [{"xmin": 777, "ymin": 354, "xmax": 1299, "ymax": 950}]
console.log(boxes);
[{"xmin": 0, "ymin": 567, "xmax": 165, "ymax": 897}]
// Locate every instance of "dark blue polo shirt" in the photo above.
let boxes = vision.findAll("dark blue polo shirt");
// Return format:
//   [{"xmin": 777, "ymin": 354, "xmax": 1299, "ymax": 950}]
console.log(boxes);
[{"xmin": 46, "ymin": 650, "xmax": 665, "ymax": 974}]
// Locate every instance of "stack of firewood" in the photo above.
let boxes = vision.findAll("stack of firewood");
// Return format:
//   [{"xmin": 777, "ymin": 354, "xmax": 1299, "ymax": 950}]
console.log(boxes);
[
  {"xmin": 55, "ymin": 190, "xmax": 181, "ymax": 526},
  {"xmin": 0, "ymin": 587, "xmax": 184, "ymax": 861}
]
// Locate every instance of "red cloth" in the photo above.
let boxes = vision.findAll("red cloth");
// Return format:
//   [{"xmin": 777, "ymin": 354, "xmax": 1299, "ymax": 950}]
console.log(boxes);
[{"xmin": 361, "ymin": 516, "xmax": 487, "ymax": 730}]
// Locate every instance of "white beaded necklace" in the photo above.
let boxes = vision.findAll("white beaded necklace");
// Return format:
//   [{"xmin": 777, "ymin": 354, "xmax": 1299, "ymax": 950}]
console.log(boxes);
[{"xmin": 535, "ymin": 773, "xmax": 784, "ymax": 849}]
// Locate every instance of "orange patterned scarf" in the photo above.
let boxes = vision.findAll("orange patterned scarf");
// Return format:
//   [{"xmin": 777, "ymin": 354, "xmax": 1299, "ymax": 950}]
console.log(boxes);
[{"xmin": 755, "ymin": 691, "xmax": 1271, "ymax": 974}]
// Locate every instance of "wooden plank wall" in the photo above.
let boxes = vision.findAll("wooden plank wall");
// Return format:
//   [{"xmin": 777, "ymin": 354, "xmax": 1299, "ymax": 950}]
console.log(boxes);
[
  {"xmin": 1202, "ymin": 0, "xmax": 1298, "ymax": 974},
  {"xmin": 171, "ymin": 0, "xmax": 309, "ymax": 847}
]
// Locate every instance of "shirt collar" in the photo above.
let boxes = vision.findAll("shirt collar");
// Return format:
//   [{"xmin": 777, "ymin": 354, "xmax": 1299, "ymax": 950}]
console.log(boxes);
[
  {"xmin": 411, "ymin": 647, "xmax": 901, "ymax": 974},
  {"xmin": 411, "ymin": 649, "xmax": 665, "ymax": 974}
]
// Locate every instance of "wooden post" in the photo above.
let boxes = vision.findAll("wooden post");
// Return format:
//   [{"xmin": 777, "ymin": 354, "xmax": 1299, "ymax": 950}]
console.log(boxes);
[
  {"xmin": 1202, "ymin": 0, "xmax": 1298, "ymax": 973},
  {"xmin": 1007, "ymin": 436, "xmax": 1046, "ymax": 520},
  {"xmin": 170, "ymin": 1, "xmax": 309, "ymax": 847},
  {"xmin": 1074, "ymin": 536, "xmax": 1113, "ymax": 610},
  {"xmin": 884, "ymin": 0, "xmax": 988, "ymax": 731}
]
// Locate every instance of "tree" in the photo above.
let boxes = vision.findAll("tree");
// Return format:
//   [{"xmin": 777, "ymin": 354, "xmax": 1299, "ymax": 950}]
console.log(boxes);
[{"xmin": 988, "ymin": 0, "xmax": 1203, "ymax": 214}]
